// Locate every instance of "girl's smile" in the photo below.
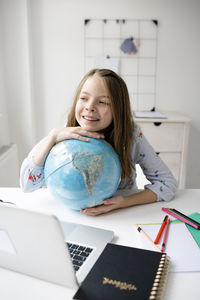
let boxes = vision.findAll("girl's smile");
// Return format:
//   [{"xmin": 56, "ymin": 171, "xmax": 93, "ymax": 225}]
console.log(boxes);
[{"xmin": 82, "ymin": 115, "xmax": 100, "ymax": 122}]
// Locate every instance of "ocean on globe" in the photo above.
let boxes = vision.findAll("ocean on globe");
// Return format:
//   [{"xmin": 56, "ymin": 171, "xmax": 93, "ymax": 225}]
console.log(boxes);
[{"xmin": 44, "ymin": 138, "xmax": 121, "ymax": 210}]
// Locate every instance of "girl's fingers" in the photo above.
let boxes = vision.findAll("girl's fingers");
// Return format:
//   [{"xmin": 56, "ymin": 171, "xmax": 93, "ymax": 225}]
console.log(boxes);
[
  {"xmin": 72, "ymin": 134, "xmax": 90, "ymax": 142},
  {"xmin": 77, "ymin": 130, "xmax": 104, "ymax": 140},
  {"xmin": 81, "ymin": 202, "xmax": 118, "ymax": 216},
  {"xmin": 55, "ymin": 127, "xmax": 104, "ymax": 143},
  {"xmin": 66, "ymin": 127, "xmax": 104, "ymax": 140},
  {"xmin": 81, "ymin": 196, "xmax": 124, "ymax": 216}
]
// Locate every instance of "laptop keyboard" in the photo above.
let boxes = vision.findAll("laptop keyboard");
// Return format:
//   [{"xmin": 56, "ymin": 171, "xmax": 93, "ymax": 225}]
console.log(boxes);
[{"xmin": 66, "ymin": 242, "xmax": 93, "ymax": 272}]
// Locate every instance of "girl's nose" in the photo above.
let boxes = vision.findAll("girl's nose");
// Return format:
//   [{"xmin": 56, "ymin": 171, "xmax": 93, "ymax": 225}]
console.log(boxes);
[{"xmin": 85, "ymin": 100, "xmax": 96, "ymax": 112}]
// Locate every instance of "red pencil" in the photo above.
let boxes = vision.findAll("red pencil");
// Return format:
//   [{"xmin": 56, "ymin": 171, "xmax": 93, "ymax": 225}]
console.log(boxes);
[
  {"xmin": 161, "ymin": 217, "xmax": 170, "ymax": 252},
  {"xmin": 154, "ymin": 215, "xmax": 168, "ymax": 244}
]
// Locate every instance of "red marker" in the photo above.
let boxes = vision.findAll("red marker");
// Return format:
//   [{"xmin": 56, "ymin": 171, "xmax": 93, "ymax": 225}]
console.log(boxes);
[{"xmin": 154, "ymin": 215, "xmax": 168, "ymax": 244}]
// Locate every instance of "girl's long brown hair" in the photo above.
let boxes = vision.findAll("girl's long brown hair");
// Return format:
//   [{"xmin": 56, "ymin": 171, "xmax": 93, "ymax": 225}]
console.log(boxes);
[{"xmin": 67, "ymin": 69, "xmax": 135, "ymax": 180}]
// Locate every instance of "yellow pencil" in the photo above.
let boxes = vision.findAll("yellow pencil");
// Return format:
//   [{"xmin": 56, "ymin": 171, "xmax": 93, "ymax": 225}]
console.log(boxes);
[{"xmin": 136, "ymin": 225, "xmax": 162, "ymax": 253}]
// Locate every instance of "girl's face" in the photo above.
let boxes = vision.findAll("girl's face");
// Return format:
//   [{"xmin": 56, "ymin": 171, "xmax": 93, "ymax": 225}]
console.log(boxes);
[{"xmin": 75, "ymin": 75, "xmax": 113, "ymax": 132}]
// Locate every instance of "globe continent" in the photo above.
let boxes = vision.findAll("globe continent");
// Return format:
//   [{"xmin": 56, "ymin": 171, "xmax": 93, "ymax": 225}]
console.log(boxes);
[{"xmin": 44, "ymin": 138, "xmax": 121, "ymax": 210}]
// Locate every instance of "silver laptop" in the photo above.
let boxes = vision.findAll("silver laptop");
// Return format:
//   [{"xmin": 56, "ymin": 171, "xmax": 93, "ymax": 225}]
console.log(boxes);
[{"xmin": 0, "ymin": 204, "xmax": 114, "ymax": 289}]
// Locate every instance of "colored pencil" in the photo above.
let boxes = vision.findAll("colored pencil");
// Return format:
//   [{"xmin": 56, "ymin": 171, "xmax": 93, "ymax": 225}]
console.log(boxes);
[
  {"xmin": 136, "ymin": 225, "xmax": 162, "ymax": 253},
  {"xmin": 162, "ymin": 207, "xmax": 200, "ymax": 230},
  {"xmin": 161, "ymin": 217, "xmax": 170, "ymax": 252},
  {"xmin": 172, "ymin": 208, "xmax": 200, "ymax": 228}
]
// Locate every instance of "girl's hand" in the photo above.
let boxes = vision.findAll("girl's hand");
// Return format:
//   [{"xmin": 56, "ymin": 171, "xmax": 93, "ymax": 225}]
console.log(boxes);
[
  {"xmin": 80, "ymin": 195, "xmax": 126, "ymax": 216},
  {"xmin": 80, "ymin": 190, "xmax": 157, "ymax": 216},
  {"xmin": 49, "ymin": 126, "xmax": 104, "ymax": 144}
]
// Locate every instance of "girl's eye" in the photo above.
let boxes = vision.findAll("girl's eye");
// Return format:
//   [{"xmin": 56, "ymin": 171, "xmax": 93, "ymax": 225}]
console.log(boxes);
[
  {"xmin": 99, "ymin": 101, "xmax": 109, "ymax": 105},
  {"xmin": 80, "ymin": 97, "xmax": 87, "ymax": 100}
]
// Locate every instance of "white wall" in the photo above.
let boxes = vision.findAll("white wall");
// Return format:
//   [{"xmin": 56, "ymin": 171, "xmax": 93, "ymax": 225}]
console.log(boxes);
[
  {"xmin": 0, "ymin": 3, "xmax": 10, "ymax": 147},
  {"xmin": 0, "ymin": 0, "xmax": 36, "ymax": 154},
  {"xmin": 0, "ymin": 0, "xmax": 200, "ymax": 187}
]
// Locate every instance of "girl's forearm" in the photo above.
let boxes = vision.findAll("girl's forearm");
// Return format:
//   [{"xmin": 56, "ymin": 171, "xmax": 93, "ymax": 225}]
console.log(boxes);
[
  {"xmin": 32, "ymin": 131, "xmax": 56, "ymax": 166},
  {"xmin": 122, "ymin": 189, "xmax": 157, "ymax": 207}
]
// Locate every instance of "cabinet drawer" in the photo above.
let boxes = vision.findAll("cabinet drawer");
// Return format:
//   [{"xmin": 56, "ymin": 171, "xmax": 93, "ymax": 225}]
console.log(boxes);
[
  {"xmin": 137, "ymin": 122, "xmax": 184, "ymax": 152},
  {"xmin": 159, "ymin": 152, "xmax": 181, "ymax": 182}
]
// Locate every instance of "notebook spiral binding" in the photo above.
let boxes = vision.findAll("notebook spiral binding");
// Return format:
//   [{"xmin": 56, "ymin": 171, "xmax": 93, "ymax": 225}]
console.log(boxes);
[{"xmin": 149, "ymin": 254, "xmax": 170, "ymax": 300}]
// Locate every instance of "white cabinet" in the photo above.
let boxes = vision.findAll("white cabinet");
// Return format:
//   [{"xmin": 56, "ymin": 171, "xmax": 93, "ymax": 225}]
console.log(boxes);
[{"xmin": 135, "ymin": 111, "xmax": 191, "ymax": 188}]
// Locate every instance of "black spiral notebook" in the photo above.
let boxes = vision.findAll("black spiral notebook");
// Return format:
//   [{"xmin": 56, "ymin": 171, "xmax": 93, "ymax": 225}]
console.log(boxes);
[{"xmin": 73, "ymin": 243, "xmax": 170, "ymax": 300}]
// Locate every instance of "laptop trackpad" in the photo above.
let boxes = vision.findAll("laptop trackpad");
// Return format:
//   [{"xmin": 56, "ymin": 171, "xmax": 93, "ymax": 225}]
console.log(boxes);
[{"xmin": 60, "ymin": 221, "xmax": 98, "ymax": 245}]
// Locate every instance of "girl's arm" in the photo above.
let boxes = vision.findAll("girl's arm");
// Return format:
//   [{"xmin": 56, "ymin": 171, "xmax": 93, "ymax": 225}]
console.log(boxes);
[
  {"xmin": 81, "ymin": 189, "xmax": 157, "ymax": 216},
  {"xmin": 32, "ymin": 127, "xmax": 104, "ymax": 166},
  {"xmin": 133, "ymin": 128, "xmax": 178, "ymax": 202},
  {"xmin": 81, "ymin": 127, "xmax": 177, "ymax": 216},
  {"xmin": 20, "ymin": 127, "xmax": 104, "ymax": 192}
]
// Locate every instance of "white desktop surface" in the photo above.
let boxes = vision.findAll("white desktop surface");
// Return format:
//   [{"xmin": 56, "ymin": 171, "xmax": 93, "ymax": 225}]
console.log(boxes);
[{"xmin": 0, "ymin": 188, "xmax": 199, "ymax": 300}]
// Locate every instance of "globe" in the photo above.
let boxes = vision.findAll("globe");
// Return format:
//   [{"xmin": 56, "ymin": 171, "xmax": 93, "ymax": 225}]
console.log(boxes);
[{"xmin": 44, "ymin": 138, "xmax": 121, "ymax": 210}]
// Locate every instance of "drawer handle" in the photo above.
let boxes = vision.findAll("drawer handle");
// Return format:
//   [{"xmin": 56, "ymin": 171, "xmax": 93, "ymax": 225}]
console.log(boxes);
[{"xmin": 154, "ymin": 122, "xmax": 162, "ymax": 126}]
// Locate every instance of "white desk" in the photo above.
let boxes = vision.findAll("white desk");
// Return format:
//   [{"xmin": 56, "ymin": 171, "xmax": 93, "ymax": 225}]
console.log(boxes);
[{"xmin": 0, "ymin": 188, "xmax": 199, "ymax": 300}]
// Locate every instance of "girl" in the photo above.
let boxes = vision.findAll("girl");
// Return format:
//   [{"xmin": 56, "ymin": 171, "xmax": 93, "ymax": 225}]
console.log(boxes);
[{"xmin": 20, "ymin": 69, "xmax": 177, "ymax": 215}]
